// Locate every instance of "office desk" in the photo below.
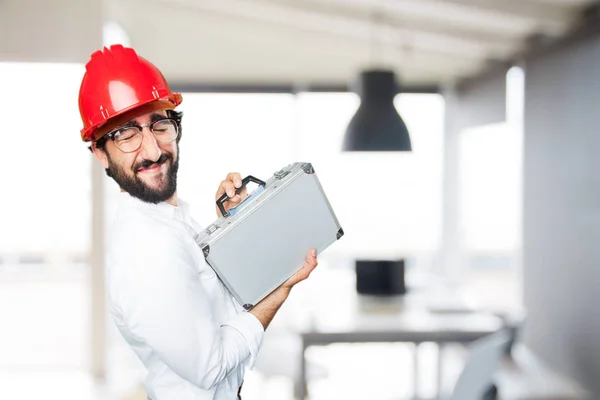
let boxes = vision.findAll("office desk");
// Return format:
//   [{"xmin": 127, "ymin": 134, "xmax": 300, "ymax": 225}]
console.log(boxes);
[{"xmin": 287, "ymin": 268, "xmax": 504, "ymax": 399}]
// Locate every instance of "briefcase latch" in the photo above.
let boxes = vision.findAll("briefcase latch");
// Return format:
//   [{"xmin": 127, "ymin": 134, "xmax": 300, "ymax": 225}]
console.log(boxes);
[
  {"xmin": 206, "ymin": 224, "xmax": 219, "ymax": 234},
  {"xmin": 274, "ymin": 169, "xmax": 290, "ymax": 179}
]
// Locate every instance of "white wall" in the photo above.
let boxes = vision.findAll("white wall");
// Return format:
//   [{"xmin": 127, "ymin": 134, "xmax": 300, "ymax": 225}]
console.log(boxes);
[{"xmin": 523, "ymin": 32, "xmax": 600, "ymax": 395}]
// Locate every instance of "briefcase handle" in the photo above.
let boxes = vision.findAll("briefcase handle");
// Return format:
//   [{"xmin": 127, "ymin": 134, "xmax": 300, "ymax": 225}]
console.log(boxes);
[{"xmin": 217, "ymin": 175, "xmax": 267, "ymax": 217}]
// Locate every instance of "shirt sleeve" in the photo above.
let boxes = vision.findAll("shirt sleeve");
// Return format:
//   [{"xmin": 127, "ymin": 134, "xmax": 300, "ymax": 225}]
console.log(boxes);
[{"xmin": 117, "ymin": 227, "xmax": 265, "ymax": 391}]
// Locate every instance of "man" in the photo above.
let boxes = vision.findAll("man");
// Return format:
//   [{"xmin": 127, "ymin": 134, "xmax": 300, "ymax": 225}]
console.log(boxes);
[{"xmin": 78, "ymin": 44, "xmax": 318, "ymax": 400}]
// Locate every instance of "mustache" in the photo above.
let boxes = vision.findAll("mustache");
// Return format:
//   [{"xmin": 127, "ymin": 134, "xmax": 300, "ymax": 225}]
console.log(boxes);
[{"xmin": 134, "ymin": 153, "xmax": 172, "ymax": 172}]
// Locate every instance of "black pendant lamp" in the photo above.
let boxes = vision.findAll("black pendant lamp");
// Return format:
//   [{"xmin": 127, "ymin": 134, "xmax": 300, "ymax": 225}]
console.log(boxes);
[{"xmin": 343, "ymin": 69, "xmax": 412, "ymax": 151}]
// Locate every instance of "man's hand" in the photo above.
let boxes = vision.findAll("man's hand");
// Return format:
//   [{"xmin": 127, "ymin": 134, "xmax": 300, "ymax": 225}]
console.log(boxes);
[
  {"xmin": 215, "ymin": 172, "xmax": 247, "ymax": 217},
  {"xmin": 249, "ymin": 249, "xmax": 318, "ymax": 330},
  {"xmin": 279, "ymin": 248, "xmax": 318, "ymax": 293}
]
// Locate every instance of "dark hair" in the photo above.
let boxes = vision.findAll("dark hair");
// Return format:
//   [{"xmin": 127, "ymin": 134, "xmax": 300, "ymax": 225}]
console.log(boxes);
[{"xmin": 89, "ymin": 109, "xmax": 184, "ymax": 152}]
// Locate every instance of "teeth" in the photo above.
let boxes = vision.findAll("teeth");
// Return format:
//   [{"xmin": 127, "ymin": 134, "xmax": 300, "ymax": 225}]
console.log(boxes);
[{"xmin": 140, "ymin": 164, "xmax": 159, "ymax": 172}]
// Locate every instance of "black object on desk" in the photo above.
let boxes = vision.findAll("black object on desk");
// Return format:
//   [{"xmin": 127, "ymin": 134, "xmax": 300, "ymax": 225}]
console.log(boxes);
[{"xmin": 355, "ymin": 259, "xmax": 406, "ymax": 295}]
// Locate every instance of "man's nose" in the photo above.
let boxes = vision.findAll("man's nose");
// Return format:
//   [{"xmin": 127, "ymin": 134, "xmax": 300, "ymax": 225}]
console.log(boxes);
[{"xmin": 139, "ymin": 126, "xmax": 161, "ymax": 162}]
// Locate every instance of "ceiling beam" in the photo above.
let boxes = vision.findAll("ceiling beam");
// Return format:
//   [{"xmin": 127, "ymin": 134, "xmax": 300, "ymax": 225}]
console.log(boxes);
[
  {"xmin": 275, "ymin": 0, "xmax": 527, "ymax": 42},
  {"xmin": 169, "ymin": 82, "xmax": 440, "ymax": 94},
  {"xmin": 274, "ymin": 0, "xmax": 576, "ymax": 36},
  {"xmin": 156, "ymin": 0, "xmax": 515, "ymax": 61},
  {"xmin": 438, "ymin": 0, "xmax": 576, "ymax": 33}
]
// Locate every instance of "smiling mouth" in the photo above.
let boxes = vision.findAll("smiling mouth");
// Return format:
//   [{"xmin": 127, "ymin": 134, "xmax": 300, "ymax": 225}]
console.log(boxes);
[{"xmin": 137, "ymin": 159, "xmax": 167, "ymax": 173}]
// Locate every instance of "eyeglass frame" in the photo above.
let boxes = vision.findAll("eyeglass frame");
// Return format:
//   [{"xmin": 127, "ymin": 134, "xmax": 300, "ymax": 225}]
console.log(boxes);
[{"xmin": 94, "ymin": 116, "xmax": 181, "ymax": 153}]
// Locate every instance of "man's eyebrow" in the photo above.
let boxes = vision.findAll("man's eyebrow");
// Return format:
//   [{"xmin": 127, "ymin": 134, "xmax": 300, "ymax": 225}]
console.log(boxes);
[
  {"xmin": 115, "ymin": 113, "xmax": 168, "ymax": 130},
  {"xmin": 116, "ymin": 119, "xmax": 138, "ymax": 130},
  {"xmin": 150, "ymin": 112, "xmax": 169, "ymax": 123}
]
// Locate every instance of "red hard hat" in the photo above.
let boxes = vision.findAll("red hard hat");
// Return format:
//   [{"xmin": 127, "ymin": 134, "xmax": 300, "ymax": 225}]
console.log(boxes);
[{"xmin": 78, "ymin": 44, "xmax": 182, "ymax": 142}]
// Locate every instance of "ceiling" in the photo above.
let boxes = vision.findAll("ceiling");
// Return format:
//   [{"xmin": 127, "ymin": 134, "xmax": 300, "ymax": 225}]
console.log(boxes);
[
  {"xmin": 3, "ymin": 0, "xmax": 593, "ymax": 90},
  {"xmin": 108, "ymin": 0, "xmax": 597, "ymax": 89}
]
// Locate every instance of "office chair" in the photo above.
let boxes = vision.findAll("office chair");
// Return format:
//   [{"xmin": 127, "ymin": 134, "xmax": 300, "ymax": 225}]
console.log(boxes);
[{"xmin": 448, "ymin": 329, "xmax": 510, "ymax": 400}]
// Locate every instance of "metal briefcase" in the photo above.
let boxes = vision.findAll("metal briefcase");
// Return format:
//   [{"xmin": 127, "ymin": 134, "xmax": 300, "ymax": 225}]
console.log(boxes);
[{"xmin": 193, "ymin": 162, "xmax": 344, "ymax": 310}]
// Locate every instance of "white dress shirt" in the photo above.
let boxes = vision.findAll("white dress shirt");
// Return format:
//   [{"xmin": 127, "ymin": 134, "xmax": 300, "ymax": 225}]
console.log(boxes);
[{"xmin": 106, "ymin": 192, "xmax": 265, "ymax": 400}]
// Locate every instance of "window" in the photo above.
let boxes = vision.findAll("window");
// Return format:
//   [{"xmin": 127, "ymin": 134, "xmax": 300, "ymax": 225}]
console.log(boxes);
[
  {"xmin": 456, "ymin": 67, "xmax": 524, "ymax": 311},
  {"xmin": 459, "ymin": 122, "xmax": 522, "ymax": 254},
  {"xmin": 0, "ymin": 62, "xmax": 90, "ymax": 268},
  {"xmin": 0, "ymin": 62, "xmax": 90, "ymax": 373}
]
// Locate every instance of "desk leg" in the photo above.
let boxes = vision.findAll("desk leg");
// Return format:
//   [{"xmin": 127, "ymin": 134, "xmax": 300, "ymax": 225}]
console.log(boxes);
[
  {"xmin": 435, "ymin": 343, "xmax": 444, "ymax": 400},
  {"xmin": 413, "ymin": 343, "xmax": 419, "ymax": 399},
  {"xmin": 297, "ymin": 339, "xmax": 308, "ymax": 400}
]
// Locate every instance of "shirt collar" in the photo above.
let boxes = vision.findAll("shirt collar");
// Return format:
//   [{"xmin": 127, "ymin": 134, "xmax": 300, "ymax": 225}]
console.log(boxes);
[{"xmin": 118, "ymin": 191, "xmax": 191, "ymax": 223}]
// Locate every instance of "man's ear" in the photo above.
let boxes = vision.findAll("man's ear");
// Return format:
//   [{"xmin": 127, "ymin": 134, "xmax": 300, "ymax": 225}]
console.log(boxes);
[{"xmin": 91, "ymin": 142, "xmax": 110, "ymax": 170}]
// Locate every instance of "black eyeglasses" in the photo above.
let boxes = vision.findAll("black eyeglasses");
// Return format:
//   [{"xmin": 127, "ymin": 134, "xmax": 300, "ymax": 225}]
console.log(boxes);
[{"xmin": 103, "ymin": 118, "xmax": 180, "ymax": 153}]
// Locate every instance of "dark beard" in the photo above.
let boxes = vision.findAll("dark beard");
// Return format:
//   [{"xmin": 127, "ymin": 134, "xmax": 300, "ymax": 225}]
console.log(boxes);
[{"xmin": 106, "ymin": 152, "xmax": 179, "ymax": 204}]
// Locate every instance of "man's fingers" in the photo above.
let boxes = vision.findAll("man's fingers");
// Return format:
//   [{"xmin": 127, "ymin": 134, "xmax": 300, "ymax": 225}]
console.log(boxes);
[
  {"xmin": 290, "ymin": 266, "xmax": 309, "ymax": 285},
  {"xmin": 218, "ymin": 180, "xmax": 237, "ymax": 198},
  {"xmin": 282, "ymin": 252, "xmax": 319, "ymax": 288},
  {"xmin": 226, "ymin": 172, "xmax": 243, "ymax": 188},
  {"xmin": 215, "ymin": 173, "xmax": 246, "ymax": 217},
  {"xmin": 297, "ymin": 249, "xmax": 318, "ymax": 281},
  {"xmin": 298, "ymin": 259, "xmax": 317, "ymax": 281},
  {"xmin": 305, "ymin": 249, "xmax": 318, "ymax": 267},
  {"xmin": 297, "ymin": 266, "xmax": 310, "ymax": 281},
  {"xmin": 304, "ymin": 261, "xmax": 317, "ymax": 276}
]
